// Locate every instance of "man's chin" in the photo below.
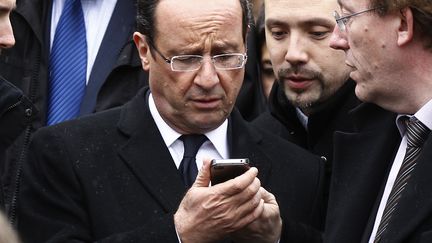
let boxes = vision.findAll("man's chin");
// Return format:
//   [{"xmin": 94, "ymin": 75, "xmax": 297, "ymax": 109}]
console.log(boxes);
[{"xmin": 286, "ymin": 93, "xmax": 318, "ymax": 108}]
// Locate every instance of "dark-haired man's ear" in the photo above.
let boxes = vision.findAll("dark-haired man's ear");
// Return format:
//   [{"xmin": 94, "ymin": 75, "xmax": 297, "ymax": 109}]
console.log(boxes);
[
  {"xmin": 397, "ymin": 7, "xmax": 414, "ymax": 47},
  {"xmin": 133, "ymin": 32, "xmax": 151, "ymax": 71}
]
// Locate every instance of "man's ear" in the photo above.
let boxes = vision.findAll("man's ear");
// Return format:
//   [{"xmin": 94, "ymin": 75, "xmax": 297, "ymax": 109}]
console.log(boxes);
[
  {"xmin": 133, "ymin": 32, "xmax": 151, "ymax": 71},
  {"xmin": 397, "ymin": 7, "xmax": 414, "ymax": 47}
]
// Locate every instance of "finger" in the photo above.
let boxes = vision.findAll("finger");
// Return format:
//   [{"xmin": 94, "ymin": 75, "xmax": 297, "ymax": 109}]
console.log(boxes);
[
  {"xmin": 259, "ymin": 187, "xmax": 278, "ymax": 205},
  {"xmin": 236, "ymin": 177, "xmax": 261, "ymax": 206},
  {"xmin": 232, "ymin": 184, "xmax": 263, "ymax": 219},
  {"xmin": 233, "ymin": 198, "xmax": 265, "ymax": 229},
  {"xmin": 192, "ymin": 158, "xmax": 212, "ymax": 188},
  {"xmin": 215, "ymin": 167, "xmax": 258, "ymax": 196}
]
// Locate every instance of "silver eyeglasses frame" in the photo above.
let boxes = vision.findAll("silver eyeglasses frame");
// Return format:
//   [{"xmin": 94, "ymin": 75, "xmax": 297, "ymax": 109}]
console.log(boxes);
[
  {"xmin": 148, "ymin": 41, "xmax": 247, "ymax": 72},
  {"xmin": 334, "ymin": 7, "xmax": 381, "ymax": 32}
]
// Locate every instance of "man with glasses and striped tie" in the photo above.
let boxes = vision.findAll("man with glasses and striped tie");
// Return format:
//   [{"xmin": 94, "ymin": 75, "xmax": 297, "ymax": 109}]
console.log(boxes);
[
  {"xmin": 326, "ymin": 0, "xmax": 432, "ymax": 242},
  {"xmin": 16, "ymin": 0, "xmax": 324, "ymax": 242}
]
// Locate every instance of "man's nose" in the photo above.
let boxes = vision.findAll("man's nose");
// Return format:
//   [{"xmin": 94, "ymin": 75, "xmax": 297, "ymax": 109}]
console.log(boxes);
[
  {"xmin": 329, "ymin": 25, "xmax": 349, "ymax": 51},
  {"xmin": 194, "ymin": 57, "xmax": 220, "ymax": 88},
  {"xmin": 285, "ymin": 34, "xmax": 309, "ymax": 65}
]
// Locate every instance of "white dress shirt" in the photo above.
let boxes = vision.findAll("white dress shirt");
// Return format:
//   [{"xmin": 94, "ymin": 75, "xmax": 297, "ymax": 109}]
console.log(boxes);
[
  {"xmin": 50, "ymin": 0, "xmax": 117, "ymax": 83},
  {"xmin": 369, "ymin": 99, "xmax": 432, "ymax": 242},
  {"xmin": 149, "ymin": 93, "xmax": 229, "ymax": 243},
  {"xmin": 295, "ymin": 107, "xmax": 309, "ymax": 130},
  {"xmin": 148, "ymin": 93, "xmax": 229, "ymax": 170}
]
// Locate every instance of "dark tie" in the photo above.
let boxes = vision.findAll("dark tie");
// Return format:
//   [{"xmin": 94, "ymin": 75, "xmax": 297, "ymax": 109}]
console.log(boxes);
[
  {"xmin": 47, "ymin": 0, "xmax": 87, "ymax": 125},
  {"xmin": 374, "ymin": 116, "xmax": 430, "ymax": 242},
  {"xmin": 179, "ymin": 134, "xmax": 207, "ymax": 188}
]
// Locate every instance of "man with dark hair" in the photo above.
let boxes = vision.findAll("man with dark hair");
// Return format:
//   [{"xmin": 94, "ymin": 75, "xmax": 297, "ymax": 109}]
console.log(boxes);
[
  {"xmin": 256, "ymin": 4, "xmax": 276, "ymax": 100},
  {"xmin": 327, "ymin": 0, "xmax": 432, "ymax": 242},
  {"xmin": 253, "ymin": 0, "xmax": 360, "ymax": 225},
  {"xmin": 17, "ymin": 0, "xmax": 323, "ymax": 242}
]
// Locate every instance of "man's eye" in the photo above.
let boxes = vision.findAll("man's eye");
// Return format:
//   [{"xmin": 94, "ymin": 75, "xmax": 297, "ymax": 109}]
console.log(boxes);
[
  {"xmin": 271, "ymin": 30, "xmax": 287, "ymax": 40},
  {"xmin": 176, "ymin": 56, "xmax": 200, "ymax": 64},
  {"xmin": 310, "ymin": 31, "xmax": 330, "ymax": 40}
]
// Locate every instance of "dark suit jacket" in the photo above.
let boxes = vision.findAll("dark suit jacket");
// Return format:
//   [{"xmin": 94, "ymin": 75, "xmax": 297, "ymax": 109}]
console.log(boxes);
[
  {"xmin": 325, "ymin": 103, "xmax": 432, "ymax": 242},
  {"xmin": 18, "ymin": 88, "xmax": 324, "ymax": 243}
]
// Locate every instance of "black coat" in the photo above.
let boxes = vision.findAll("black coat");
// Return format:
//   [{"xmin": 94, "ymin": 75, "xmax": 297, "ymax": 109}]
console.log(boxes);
[
  {"xmin": 253, "ymin": 79, "xmax": 359, "ymax": 165},
  {"xmin": 0, "ymin": 0, "xmax": 148, "ymax": 222},
  {"xmin": 0, "ymin": 0, "xmax": 147, "ymax": 126},
  {"xmin": 0, "ymin": 77, "xmax": 35, "ymax": 208},
  {"xmin": 325, "ymin": 103, "xmax": 432, "ymax": 243},
  {"xmin": 252, "ymin": 79, "xmax": 361, "ymax": 226},
  {"xmin": 18, "ymin": 88, "xmax": 324, "ymax": 243}
]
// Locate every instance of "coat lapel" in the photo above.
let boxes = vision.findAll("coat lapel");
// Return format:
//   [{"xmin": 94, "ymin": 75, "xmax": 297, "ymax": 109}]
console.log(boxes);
[
  {"xmin": 325, "ymin": 104, "xmax": 400, "ymax": 243},
  {"xmin": 80, "ymin": 0, "xmax": 137, "ymax": 114},
  {"xmin": 116, "ymin": 101, "xmax": 273, "ymax": 212},
  {"xmin": 381, "ymin": 134, "xmax": 432, "ymax": 242},
  {"xmin": 117, "ymin": 89, "xmax": 187, "ymax": 213},
  {"xmin": 229, "ymin": 109, "xmax": 272, "ymax": 184},
  {"xmin": 16, "ymin": 0, "xmax": 47, "ymax": 44}
]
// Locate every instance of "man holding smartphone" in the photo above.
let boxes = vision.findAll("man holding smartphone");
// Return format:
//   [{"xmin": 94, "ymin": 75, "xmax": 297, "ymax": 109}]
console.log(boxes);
[{"xmin": 17, "ymin": 0, "xmax": 323, "ymax": 242}]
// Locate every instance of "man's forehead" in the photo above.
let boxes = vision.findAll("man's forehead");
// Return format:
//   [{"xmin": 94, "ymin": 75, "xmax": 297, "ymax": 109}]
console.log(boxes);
[
  {"xmin": 154, "ymin": 0, "xmax": 243, "ymax": 43},
  {"xmin": 337, "ymin": 0, "xmax": 347, "ymax": 8},
  {"xmin": 265, "ymin": 0, "xmax": 338, "ymax": 17},
  {"xmin": 337, "ymin": 0, "xmax": 369, "ymax": 9},
  {"xmin": 156, "ymin": 0, "xmax": 242, "ymax": 16}
]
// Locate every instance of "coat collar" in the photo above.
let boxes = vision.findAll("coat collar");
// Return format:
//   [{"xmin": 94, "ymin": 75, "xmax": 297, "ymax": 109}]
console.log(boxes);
[
  {"xmin": 15, "ymin": 0, "xmax": 48, "ymax": 44},
  {"xmin": 117, "ymin": 88, "xmax": 186, "ymax": 212},
  {"xmin": 268, "ymin": 79, "xmax": 360, "ymax": 144},
  {"xmin": 228, "ymin": 109, "xmax": 272, "ymax": 184}
]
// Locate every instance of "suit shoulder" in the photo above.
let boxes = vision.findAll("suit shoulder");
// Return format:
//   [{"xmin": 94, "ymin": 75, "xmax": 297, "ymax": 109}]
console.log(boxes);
[{"xmin": 33, "ymin": 107, "xmax": 122, "ymax": 140}]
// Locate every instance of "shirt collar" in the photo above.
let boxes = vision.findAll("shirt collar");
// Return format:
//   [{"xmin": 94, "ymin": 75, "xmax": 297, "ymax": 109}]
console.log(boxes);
[
  {"xmin": 395, "ymin": 98, "xmax": 432, "ymax": 136},
  {"xmin": 295, "ymin": 107, "xmax": 309, "ymax": 130},
  {"xmin": 148, "ymin": 93, "xmax": 229, "ymax": 158}
]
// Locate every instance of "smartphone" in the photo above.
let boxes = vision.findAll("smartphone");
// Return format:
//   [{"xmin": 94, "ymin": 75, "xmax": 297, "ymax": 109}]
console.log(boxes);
[{"xmin": 210, "ymin": 158, "xmax": 250, "ymax": 185}]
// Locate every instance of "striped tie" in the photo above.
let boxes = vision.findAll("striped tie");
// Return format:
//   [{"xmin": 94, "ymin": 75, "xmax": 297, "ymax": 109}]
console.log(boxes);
[
  {"xmin": 374, "ymin": 116, "xmax": 430, "ymax": 242},
  {"xmin": 47, "ymin": 0, "xmax": 87, "ymax": 125}
]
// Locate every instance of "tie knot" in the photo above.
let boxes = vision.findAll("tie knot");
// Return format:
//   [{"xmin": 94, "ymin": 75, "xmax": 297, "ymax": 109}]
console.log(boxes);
[
  {"xmin": 405, "ymin": 117, "xmax": 430, "ymax": 148},
  {"xmin": 181, "ymin": 134, "xmax": 207, "ymax": 158}
]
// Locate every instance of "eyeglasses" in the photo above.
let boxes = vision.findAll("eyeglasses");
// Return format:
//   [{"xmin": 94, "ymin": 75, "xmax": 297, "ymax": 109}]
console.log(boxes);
[
  {"xmin": 334, "ymin": 7, "xmax": 381, "ymax": 32},
  {"xmin": 148, "ymin": 42, "xmax": 247, "ymax": 72}
]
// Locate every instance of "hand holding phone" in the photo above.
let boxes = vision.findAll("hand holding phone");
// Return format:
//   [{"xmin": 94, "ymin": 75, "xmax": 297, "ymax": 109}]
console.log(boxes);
[{"xmin": 210, "ymin": 158, "xmax": 250, "ymax": 185}]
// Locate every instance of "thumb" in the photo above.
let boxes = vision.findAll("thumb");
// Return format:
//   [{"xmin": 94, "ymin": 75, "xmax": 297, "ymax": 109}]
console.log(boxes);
[{"xmin": 192, "ymin": 158, "xmax": 212, "ymax": 187}]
